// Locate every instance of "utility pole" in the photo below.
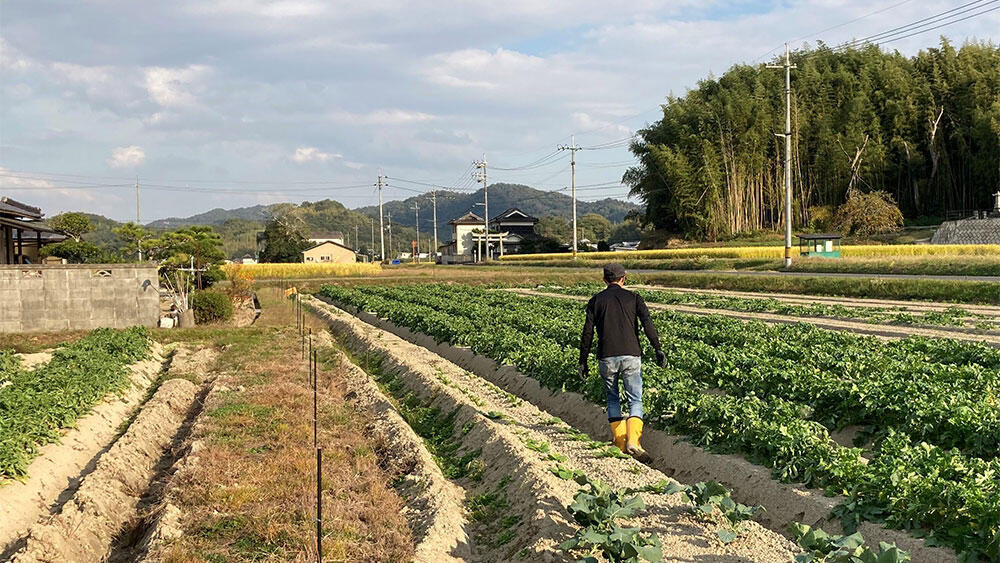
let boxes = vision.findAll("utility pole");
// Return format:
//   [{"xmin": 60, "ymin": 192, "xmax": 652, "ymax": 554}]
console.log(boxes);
[
  {"xmin": 370, "ymin": 218, "xmax": 375, "ymax": 262},
  {"xmin": 473, "ymin": 155, "xmax": 488, "ymax": 261},
  {"xmin": 387, "ymin": 212, "xmax": 393, "ymax": 260},
  {"xmin": 558, "ymin": 137, "xmax": 581, "ymax": 258},
  {"xmin": 355, "ymin": 224, "xmax": 360, "ymax": 254},
  {"xmin": 412, "ymin": 201, "xmax": 420, "ymax": 263},
  {"xmin": 376, "ymin": 171, "xmax": 386, "ymax": 262},
  {"xmin": 431, "ymin": 190, "xmax": 438, "ymax": 260},
  {"xmin": 135, "ymin": 176, "xmax": 143, "ymax": 262},
  {"xmin": 768, "ymin": 43, "xmax": 796, "ymax": 268}
]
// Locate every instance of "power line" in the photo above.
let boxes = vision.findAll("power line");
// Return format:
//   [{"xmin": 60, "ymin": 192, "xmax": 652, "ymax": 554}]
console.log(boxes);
[
  {"xmin": 822, "ymin": 0, "xmax": 1000, "ymax": 55},
  {"xmin": 753, "ymin": 0, "xmax": 917, "ymax": 62}
]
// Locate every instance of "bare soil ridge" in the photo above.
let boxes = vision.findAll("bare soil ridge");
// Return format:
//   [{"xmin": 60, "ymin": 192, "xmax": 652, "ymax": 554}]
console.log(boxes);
[{"xmin": 12, "ymin": 377, "xmax": 199, "ymax": 562}]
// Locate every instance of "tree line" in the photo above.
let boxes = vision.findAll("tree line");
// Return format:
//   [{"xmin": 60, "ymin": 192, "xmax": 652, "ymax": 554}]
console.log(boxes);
[{"xmin": 625, "ymin": 39, "xmax": 1000, "ymax": 240}]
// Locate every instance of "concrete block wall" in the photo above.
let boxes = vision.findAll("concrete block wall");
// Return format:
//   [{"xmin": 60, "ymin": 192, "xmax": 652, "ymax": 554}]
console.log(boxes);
[{"xmin": 0, "ymin": 264, "xmax": 159, "ymax": 332}]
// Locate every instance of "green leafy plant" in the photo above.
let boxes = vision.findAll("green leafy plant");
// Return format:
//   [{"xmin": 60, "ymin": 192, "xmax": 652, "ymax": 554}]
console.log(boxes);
[
  {"xmin": 560, "ymin": 473, "xmax": 663, "ymax": 563},
  {"xmin": 790, "ymin": 523, "xmax": 910, "ymax": 563},
  {"xmin": 634, "ymin": 480, "xmax": 762, "ymax": 543},
  {"xmin": 0, "ymin": 327, "xmax": 151, "ymax": 478}
]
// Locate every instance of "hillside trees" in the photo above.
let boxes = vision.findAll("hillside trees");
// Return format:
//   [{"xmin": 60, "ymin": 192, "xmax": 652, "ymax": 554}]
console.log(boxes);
[{"xmin": 626, "ymin": 40, "xmax": 1000, "ymax": 240}]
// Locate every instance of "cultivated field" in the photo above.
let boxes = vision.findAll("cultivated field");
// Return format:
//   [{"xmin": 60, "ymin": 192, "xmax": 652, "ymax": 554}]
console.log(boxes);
[{"xmin": 7, "ymin": 268, "xmax": 1000, "ymax": 562}]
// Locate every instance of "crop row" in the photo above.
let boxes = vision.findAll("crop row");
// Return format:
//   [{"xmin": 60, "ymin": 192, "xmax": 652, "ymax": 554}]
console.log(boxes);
[
  {"xmin": 318, "ymin": 284, "xmax": 1000, "ymax": 560},
  {"xmin": 0, "ymin": 327, "xmax": 151, "ymax": 479},
  {"xmin": 335, "ymin": 283, "xmax": 1000, "ymax": 457},
  {"xmin": 547, "ymin": 283, "xmax": 992, "ymax": 329}
]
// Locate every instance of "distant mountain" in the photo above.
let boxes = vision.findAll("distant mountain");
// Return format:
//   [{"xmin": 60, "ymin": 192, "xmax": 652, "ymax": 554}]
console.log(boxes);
[
  {"xmin": 145, "ymin": 204, "xmax": 274, "ymax": 230},
  {"xmin": 354, "ymin": 183, "xmax": 639, "ymax": 231}
]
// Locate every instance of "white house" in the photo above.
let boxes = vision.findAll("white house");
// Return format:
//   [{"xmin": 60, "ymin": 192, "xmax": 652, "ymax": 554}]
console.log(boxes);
[{"xmin": 439, "ymin": 212, "xmax": 483, "ymax": 264}]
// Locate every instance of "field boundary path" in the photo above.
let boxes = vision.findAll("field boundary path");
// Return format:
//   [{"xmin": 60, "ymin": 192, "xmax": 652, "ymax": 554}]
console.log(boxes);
[
  {"xmin": 308, "ymin": 297, "xmax": 802, "ymax": 562},
  {"xmin": 508, "ymin": 288, "xmax": 1000, "ymax": 347},
  {"xmin": 629, "ymin": 269, "xmax": 1000, "ymax": 282},
  {"xmin": 312, "ymin": 294, "xmax": 957, "ymax": 562}
]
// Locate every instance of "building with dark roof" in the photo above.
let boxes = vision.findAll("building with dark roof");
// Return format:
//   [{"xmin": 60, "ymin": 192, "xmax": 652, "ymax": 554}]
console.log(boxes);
[{"xmin": 0, "ymin": 197, "xmax": 65, "ymax": 264}]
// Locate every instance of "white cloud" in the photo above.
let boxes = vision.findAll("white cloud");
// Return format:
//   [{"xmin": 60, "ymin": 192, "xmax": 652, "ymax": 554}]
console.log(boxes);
[
  {"xmin": 571, "ymin": 112, "xmax": 633, "ymax": 137},
  {"xmin": 187, "ymin": 0, "xmax": 328, "ymax": 18},
  {"xmin": 291, "ymin": 146, "xmax": 342, "ymax": 163},
  {"xmin": 0, "ymin": 167, "xmax": 96, "ymax": 203},
  {"xmin": 422, "ymin": 48, "xmax": 545, "ymax": 90},
  {"xmin": 108, "ymin": 146, "xmax": 146, "ymax": 168},
  {"xmin": 327, "ymin": 109, "xmax": 435, "ymax": 125},
  {"xmin": 144, "ymin": 65, "xmax": 211, "ymax": 107}
]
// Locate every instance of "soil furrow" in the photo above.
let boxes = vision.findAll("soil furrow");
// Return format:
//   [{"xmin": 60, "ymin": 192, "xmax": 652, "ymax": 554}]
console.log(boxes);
[
  {"xmin": 332, "ymin": 346, "xmax": 471, "ymax": 562},
  {"xmin": 309, "ymin": 296, "xmax": 800, "ymax": 562},
  {"xmin": 11, "ymin": 377, "xmax": 200, "ymax": 562}
]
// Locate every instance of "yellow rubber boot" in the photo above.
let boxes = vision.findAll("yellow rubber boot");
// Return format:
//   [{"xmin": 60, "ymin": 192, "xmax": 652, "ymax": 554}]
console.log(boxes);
[
  {"xmin": 609, "ymin": 420, "xmax": 627, "ymax": 451},
  {"xmin": 626, "ymin": 417, "xmax": 651, "ymax": 463}
]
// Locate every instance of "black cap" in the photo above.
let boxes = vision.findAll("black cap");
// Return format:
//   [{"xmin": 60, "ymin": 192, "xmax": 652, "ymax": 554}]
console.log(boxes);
[{"xmin": 603, "ymin": 263, "xmax": 626, "ymax": 281}]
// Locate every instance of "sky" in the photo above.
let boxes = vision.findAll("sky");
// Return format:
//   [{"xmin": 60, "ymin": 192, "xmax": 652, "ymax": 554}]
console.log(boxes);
[{"xmin": 1, "ymin": 0, "xmax": 997, "ymax": 222}]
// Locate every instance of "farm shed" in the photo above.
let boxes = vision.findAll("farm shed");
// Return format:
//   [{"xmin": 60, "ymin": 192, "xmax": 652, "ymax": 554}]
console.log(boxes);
[
  {"xmin": 797, "ymin": 233, "xmax": 842, "ymax": 258},
  {"xmin": 302, "ymin": 240, "xmax": 357, "ymax": 264}
]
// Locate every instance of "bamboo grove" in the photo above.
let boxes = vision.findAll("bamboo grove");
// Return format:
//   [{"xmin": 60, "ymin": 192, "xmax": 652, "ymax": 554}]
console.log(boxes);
[{"xmin": 625, "ymin": 40, "xmax": 1000, "ymax": 240}]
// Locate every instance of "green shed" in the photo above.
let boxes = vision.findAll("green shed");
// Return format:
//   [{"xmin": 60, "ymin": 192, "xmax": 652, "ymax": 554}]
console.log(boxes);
[{"xmin": 797, "ymin": 233, "xmax": 842, "ymax": 258}]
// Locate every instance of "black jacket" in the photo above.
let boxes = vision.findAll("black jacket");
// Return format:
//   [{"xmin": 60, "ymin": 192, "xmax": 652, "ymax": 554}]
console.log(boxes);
[{"xmin": 579, "ymin": 285, "xmax": 662, "ymax": 363}]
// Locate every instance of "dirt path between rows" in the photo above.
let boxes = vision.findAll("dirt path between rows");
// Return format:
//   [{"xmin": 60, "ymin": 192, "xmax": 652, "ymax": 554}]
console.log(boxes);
[
  {"xmin": 0, "ymin": 344, "xmax": 166, "ymax": 557},
  {"xmin": 315, "ymin": 295, "xmax": 957, "ymax": 562},
  {"xmin": 310, "ymin": 297, "xmax": 800, "ymax": 562},
  {"xmin": 632, "ymin": 284, "xmax": 1000, "ymax": 317},
  {"xmin": 332, "ymin": 346, "xmax": 470, "ymax": 562},
  {"xmin": 509, "ymin": 288, "xmax": 1000, "ymax": 347}
]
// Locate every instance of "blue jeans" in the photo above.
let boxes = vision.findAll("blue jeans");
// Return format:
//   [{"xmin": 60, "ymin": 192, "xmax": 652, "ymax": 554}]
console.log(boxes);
[{"xmin": 598, "ymin": 355, "xmax": 643, "ymax": 420}]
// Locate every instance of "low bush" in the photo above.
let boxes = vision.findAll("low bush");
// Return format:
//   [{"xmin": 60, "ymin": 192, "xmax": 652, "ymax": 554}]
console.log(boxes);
[{"xmin": 191, "ymin": 290, "xmax": 234, "ymax": 324}]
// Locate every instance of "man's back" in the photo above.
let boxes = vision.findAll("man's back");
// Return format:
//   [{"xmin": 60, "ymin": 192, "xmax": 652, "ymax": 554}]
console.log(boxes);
[{"xmin": 580, "ymin": 285, "xmax": 660, "ymax": 361}]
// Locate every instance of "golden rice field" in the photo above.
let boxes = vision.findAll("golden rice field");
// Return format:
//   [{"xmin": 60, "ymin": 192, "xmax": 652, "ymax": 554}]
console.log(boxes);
[
  {"xmin": 497, "ymin": 244, "xmax": 1000, "ymax": 262},
  {"xmin": 223, "ymin": 262, "xmax": 382, "ymax": 279}
]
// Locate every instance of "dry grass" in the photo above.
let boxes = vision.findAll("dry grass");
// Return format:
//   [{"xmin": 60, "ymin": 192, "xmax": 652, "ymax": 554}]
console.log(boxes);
[
  {"xmin": 158, "ymin": 296, "xmax": 413, "ymax": 562},
  {"xmin": 0, "ymin": 329, "xmax": 89, "ymax": 353}
]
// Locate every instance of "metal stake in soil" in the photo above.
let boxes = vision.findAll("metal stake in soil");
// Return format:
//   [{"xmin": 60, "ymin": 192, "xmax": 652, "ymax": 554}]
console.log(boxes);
[
  {"xmin": 316, "ymin": 447, "xmax": 323, "ymax": 562},
  {"xmin": 313, "ymin": 350, "xmax": 318, "ymax": 448}
]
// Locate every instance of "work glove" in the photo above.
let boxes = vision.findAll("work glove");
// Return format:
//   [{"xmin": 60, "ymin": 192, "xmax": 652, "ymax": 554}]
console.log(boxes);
[
  {"xmin": 578, "ymin": 362, "xmax": 589, "ymax": 381},
  {"xmin": 655, "ymin": 349, "xmax": 667, "ymax": 368}
]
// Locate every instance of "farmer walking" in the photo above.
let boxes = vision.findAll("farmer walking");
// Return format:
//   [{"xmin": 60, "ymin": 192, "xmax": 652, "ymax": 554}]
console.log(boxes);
[{"xmin": 578, "ymin": 263, "xmax": 666, "ymax": 462}]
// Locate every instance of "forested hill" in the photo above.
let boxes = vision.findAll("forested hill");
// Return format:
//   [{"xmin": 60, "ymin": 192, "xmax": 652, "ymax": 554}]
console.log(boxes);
[
  {"xmin": 626, "ymin": 40, "xmax": 1000, "ymax": 240},
  {"xmin": 147, "ymin": 204, "xmax": 274, "ymax": 229},
  {"xmin": 354, "ymin": 183, "xmax": 640, "ymax": 228}
]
